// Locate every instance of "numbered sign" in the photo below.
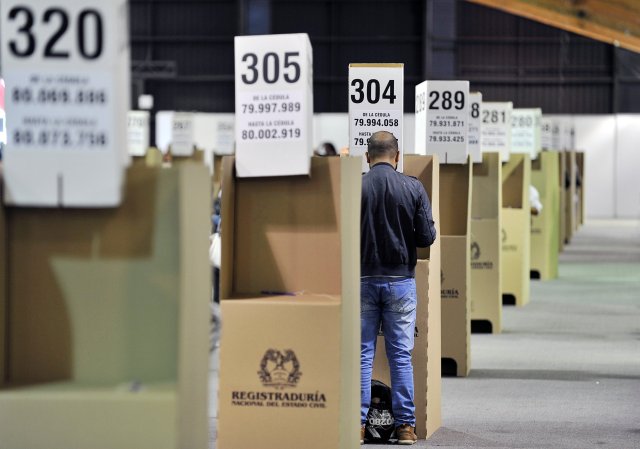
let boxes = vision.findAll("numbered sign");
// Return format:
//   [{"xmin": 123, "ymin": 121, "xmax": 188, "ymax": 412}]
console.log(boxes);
[
  {"xmin": 551, "ymin": 119, "xmax": 563, "ymax": 151},
  {"xmin": 540, "ymin": 117, "xmax": 553, "ymax": 150},
  {"xmin": 348, "ymin": 64, "xmax": 403, "ymax": 172},
  {"xmin": 170, "ymin": 112, "xmax": 195, "ymax": 156},
  {"xmin": 468, "ymin": 92, "xmax": 482, "ymax": 163},
  {"xmin": 511, "ymin": 108, "xmax": 541, "ymax": 160},
  {"xmin": 127, "ymin": 111, "xmax": 149, "ymax": 157},
  {"xmin": 564, "ymin": 122, "xmax": 575, "ymax": 150},
  {"xmin": 1, "ymin": 0, "xmax": 130, "ymax": 206},
  {"xmin": 480, "ymin": 102, "xmax": 512, "ymax": 162},
  {"xmin": 234, "ymin": 33, "xmax": 313, "ymax": 177},
  {"xmin": 415, "ymin": 80, "xmax": 469, "ymax": 164},
  {"xmin": 213, "ymin": 114, "xmax": 235, "ymax": 155}
]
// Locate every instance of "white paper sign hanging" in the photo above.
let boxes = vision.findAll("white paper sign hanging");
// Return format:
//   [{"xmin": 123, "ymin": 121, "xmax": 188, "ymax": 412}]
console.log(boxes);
[
  {"xmin": 480, "ymin": 102, "xmax": 512, "ymax": 162},
  {"xmin": 551, "ymin": 120, "xmax": 563, "ymax": 151},
  {"xmin": 511, "ymin": 108, "xmax": 541, "ymax": 160},
  {"xmin": 348, "ymin": 64, "xmax": 403, "ymax": 173},
  {"xmin": 127, "ymin": 111, "xmax": 149, "ymax": 157},
  {"xmin": 468, "ymin": 92, "xmax": 482, "ymax": 163},
  {"xmin": 1, "ymin": 0, "xmax": 130, "ymax": 207},
  {"xmin": 415, "ymin": 80, "xmax": 469, "ymax": 164},
  {"xmin": 234, "ymin": 33, "xmax": 313, "ymax": 177},
  {"xmin": 171, "ymin": 112, "xmax": 195, "ymax": 156},
  {"xmin": 214, "ymin": 114, "xmax": 235, "ymax": 155},
  {"xmin": 540, "ymin": 117, "xmax": 553, "ymax": 150}
]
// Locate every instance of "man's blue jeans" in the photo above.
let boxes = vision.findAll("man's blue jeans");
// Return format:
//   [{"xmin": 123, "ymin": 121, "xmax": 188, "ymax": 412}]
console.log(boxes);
[{"xmin": 360, "ymin": 276, "xmax": 417, "ymax": 427}]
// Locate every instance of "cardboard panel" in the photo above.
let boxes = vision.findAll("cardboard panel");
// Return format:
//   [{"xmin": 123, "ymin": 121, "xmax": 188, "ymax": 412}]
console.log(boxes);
[
  {"xmin": 218, "ymin": 156, "xmax": 361, "ymax": 449},
  {"xmin": 0, "ymin": 164, "xmax": 211, "ymax": 449},
  {"xmin": 441, "ymin": 236, "xmax": 470, "ymax": 376},
  {"xmin": 558, "ymin": 151, "xmax": 567, "ymax": 252},
  {"xmin": 576, "ymin": 151, "xmax": 585, "ymax": 225},
  {"xmin": 565, "ymin": 150, "xmax": 577, "ymax": 243},
  {"xmin": 372, "ymin": 155, "xmax": 441, "ymax": 439},
  {"xmin": 229, "ymin": 159, "xmax": 344, "ymax": 296},
  {"xmin": 470, "ymin": 218, "xmax": 501, "ymax": 333},
  {"xmin": 501, "ymin": 154, "xmax": 531, "ymax": 307},
  {"xmin": 440, "ymin": 162, "xmax": 471, "ymax": 377},
  {"xmin": 220, "ymin": 298, "xmax": 343, "ymax": 449},
  {"xmin": 530, "ymin": 152, "xmax": 560, "ymax": 280}
]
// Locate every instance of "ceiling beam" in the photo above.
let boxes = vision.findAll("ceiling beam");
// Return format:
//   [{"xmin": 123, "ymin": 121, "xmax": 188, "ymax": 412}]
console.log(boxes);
[{"xmin": 466, "ymin": 0, "xmax": 640, "ymax": 53}]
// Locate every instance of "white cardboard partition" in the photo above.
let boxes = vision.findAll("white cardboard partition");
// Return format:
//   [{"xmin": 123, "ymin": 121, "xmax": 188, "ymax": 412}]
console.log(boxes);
[
  {"xmin": 415, "ymin": 80, "xmax": 469, "ymax": 164},
  {"xmin": 348, "ymin": 64, "xmax": 404, "ymax": 172},
  {"xmin": 234, "ymin": 33, "xmax": 313, "ymax": 177},
  {"xmin": 480, "ymin": 102, "xmax": 512, "ymax": 162},
  {"xmin": 468, "ymin": 92, "xmax": 482, "ymax": 163},
  {"xmin": 155, "ymin": 111, "xmax": 195, "ymax": 156},
  {"xmin": 1, "ymin": 0, "xmax": 130, "ymax": 207}
]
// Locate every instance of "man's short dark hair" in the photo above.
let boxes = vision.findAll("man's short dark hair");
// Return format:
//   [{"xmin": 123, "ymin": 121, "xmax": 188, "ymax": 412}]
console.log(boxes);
[{"xmin": 367, "ymin": 131, "xmax": 398, "ymax": 160}]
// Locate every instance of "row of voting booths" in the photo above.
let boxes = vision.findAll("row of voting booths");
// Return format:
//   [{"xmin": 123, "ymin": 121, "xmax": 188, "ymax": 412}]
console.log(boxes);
[
  {"xmin": 0, "ymin": 1, "xmax": 212, "ymax": 447},
  {"xmin": 0, "ymin": 23, "xmax": 587, "ymax": 448}
]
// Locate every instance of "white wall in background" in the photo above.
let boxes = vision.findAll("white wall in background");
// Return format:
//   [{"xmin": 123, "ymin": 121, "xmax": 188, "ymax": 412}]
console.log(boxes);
[
  {"xmin": 615, "ymin": 115, "xmax": 640, "ymax": 219},
  {"xmin": 313, "ymin": 114, "xmax": 349, "ymax": 152},
  {"xmin": 572, "ymin": 115, "xmax": 616, "ymax": 219}
]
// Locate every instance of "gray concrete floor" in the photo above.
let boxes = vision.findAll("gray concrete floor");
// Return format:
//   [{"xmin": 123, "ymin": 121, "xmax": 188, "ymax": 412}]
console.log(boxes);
[{"xmin": 209, "ymin": 220, "xmax": 640, "ymax": 448}]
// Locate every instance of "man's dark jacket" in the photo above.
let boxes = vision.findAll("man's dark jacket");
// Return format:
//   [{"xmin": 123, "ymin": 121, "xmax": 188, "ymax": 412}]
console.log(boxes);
[{"xmin": 361, "ymin": 162, "xmax": 437, "ymax": 277}]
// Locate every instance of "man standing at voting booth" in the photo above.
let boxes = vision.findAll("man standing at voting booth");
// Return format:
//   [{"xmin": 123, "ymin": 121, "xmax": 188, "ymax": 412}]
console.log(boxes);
[{"xmin": 360, "ymin": 131, "xmax": 437, "ymax": 445}]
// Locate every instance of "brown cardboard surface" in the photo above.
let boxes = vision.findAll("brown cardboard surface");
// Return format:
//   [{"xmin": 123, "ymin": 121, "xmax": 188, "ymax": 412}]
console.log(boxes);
[
  {"xmin": 470, "ymin": 218, "xmax": 501, "ymax": 332},
  {"xmin": 406, "ymin": 155, "xmax": 442, "ymax": 439},
  {"xmin": 0, "ymin": 164, "xmax": 211, "ymax": 449},
  {"xmin": 440, "ymin": 162, "xmax": 472, "ymax": 377},
  {"xmin": 565, "ymin": 150, "xmax": 577, "ymax": 243},
  {"xmin": 575, "ymin": 151, "xmax": 585, "ymax": 228},
  {"xmin": 470, "ymin": 152, "xmax": 502, "ymax": 333},
  {"xmin": 372, "ymin": 155, "xmax": 441, "ymax": 439},
  {"xmin": 218, "ymin": 156, "xmax": 361, "ymax": 449},
  {"xmin": 501, "ymin": 154, "xmax": 531, "ymax": 307},
  {"xmin": 530, "ymin": 152, "xmax": 560, "ymax": 280},
  {"xmin": 558, "ymin": 151, "xmax": 567, "ymax": 252},
  {"xmin": 220, "ymin": 298, "xmax": 342, "ymax": 449}
]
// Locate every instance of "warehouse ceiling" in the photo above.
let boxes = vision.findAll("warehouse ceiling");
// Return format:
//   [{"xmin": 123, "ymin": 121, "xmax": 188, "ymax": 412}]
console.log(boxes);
[{"xmin": 466, "ymin": 0, "xmax": 640, "ymax": 53}]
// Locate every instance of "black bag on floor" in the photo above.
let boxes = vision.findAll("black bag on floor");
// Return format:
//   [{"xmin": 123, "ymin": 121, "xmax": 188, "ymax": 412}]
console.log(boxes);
[{"xmin": 365, "ymin": 380, "xmax": 395, "ymax": 443}]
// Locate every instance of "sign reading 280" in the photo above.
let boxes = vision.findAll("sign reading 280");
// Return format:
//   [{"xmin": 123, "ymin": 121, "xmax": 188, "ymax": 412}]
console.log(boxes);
[{"xmin": 6, "ymin": 6, "xmax": 103, "ymax": 59}]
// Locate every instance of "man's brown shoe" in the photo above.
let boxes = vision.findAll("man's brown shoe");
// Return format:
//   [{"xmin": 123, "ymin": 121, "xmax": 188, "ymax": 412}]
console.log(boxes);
[
  {"xmin": 396, "ymin": 424, "xmax": 417, "ymax": 445},
  {"xmin": 360, "ymin": 425, "xmax": 365, "ymax": 444}
]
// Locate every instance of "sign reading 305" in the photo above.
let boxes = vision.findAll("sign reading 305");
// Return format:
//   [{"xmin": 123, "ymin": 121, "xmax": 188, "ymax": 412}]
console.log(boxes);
[
  {"xmin": 234, "ymin": 33, "xmax": 313, "ymax": 177},
  {"xmin": 0, "ymin": 0, "xmax": 130, "ymax": 206},
  {"xmin": 348, "ymin": 64, "xmax": 403, "ymax": 173}
]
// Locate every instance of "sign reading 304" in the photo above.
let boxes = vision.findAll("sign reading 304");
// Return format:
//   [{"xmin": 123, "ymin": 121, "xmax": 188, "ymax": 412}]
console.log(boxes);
[
  {"xmin": 234, "ymin": 33, "xmax": 313, "ymax": 177},
  {"xmin": 348, "ymin": 63, "xmax": 403, "ymax": 172},
  {"xmin": 0, "ymin": 0, "xmax": 130, "ymax": 206}
]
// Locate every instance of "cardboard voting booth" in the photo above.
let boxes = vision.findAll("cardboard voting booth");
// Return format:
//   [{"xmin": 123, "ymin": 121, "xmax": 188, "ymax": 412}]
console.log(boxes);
[
  {"xmin": 440, "ymin": 161, "xmax": 472, "ymax": 377},
  {"xmin": 218, "ymin": 156, "xmax": 361, "ymax": 449},
  {"xmin": 530, "ymin": 152, "xmax": 560, "ymax": 280},
  {"xmin": 0, "ymin": 164, "xmax": 212, "ymax": 449},
  {"xmin": 502, "ymin": 153, "xmax": 531, "ymax": 307},
  {"xmin": 558, "ymin": 151, "xmax": 567, "ymax": 252},
  {"xmin": 470, "ymin": 152, "xmax": 502, "ymax": 333},
  {"xmin": 575, "ymin": 151, "xmax": 585, "ymax": 228},
  {"xmin": 564, "ymin": 150, "xmax": 577, "ymax": 244},
  {"xmin": 372, "ymin": 155, "xmax": 441, "ymax": 439}
]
